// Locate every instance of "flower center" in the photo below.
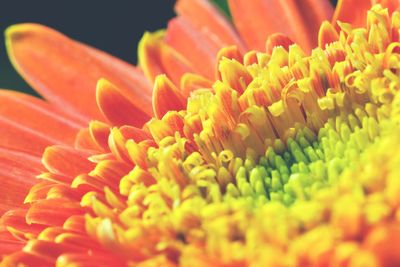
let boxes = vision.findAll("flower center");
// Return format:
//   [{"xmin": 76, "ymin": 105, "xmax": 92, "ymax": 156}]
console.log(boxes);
[{"xmin": 83, "ymin": 5, "xmax": 400, "ymax": 265}]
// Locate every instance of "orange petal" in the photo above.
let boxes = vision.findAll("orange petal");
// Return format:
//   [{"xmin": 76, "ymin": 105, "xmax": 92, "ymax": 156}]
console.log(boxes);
[
  {"xmin": 126, "ymin": 140, "xmax": 155, "ymax": 170},
  {"xmin": 138, "ymin": 30, "xmax": 194, "ymax": 85},
  {"xmin": 1, "ymin": 251, "xmax": 53, "ymax": 267},
  {"xmin": 42, "ymin": 145, "xmax": 95, "ymax": 178},
  {"xmin": 318, "ymin": 21, "xmax": 340, "ymax": 48},
  {"xmin": 6, "ymin": 23, "xmax": 152, "ymax": 123},
  {"xmin": 0, "ymin": 230, "xmax": 24, "ymax": 256},
  {"xmin": 266, "ymin": 33, "xmax": 294, "ymax": 55},
  {"xmin": 24, "ymin": 181, "xmax": 54, "ymax": 204},
  {"xmin": 89, "ymin": 121, "xmax": 111, "ymax": 151},
  {"xmin": 243, "ymin": 50, "xmax": 259, "ymax": 66},
  {"xmin": 74, "ymin": 128, "xmax": 104, "ymax": 152},
  {"xmin": 364, "ymin": 223, "xmax": 400, "ymax": 266},
  {"xmin": 180, "ymin": 73, "xmax": 214, "ymax": 97},
  {"xmin": 23, "ymin": 239, "xmax": 86, "ymax": 260},
  {"xmin": 57, "ymin": 252, "xmax": 124, "ymax": 267},
  {"xmin": 108, "ymin": 126, "xmax": 151, "ymax": 164},
  {"xmin": 89, "ymin": 160, "xmax": 131, "ymax": 185},
  {"xmin": 163, "ymin": 112, "xmax": 185, "ymax": 135},
  {"xmin": 55, "ymin": 233, "xmax": 103, "ymax": 250},
  {"xmin": 96, "ymin": 79, "xmax": 151, "ymax": 127},
  {"xmin": 46, "ymin": 184, "xmax": 82, "ymax": 202},
  {"xmin": 24, "ymin": 182, "xmax": 79, "ymax": 204},
  {"xmin": 72, "ymin": 174, "xmax": 106, "ymax": 193},
  {"xmin": 376, "ymin": 0, "xmax": 400, "ymax": 13},
  {"xmin": 218, "ymin": 58, "xmax": 253, "ymax": 94},
  {"xmin": 332, "ymin": 0, "xmax": 371, "ymax": 28},
  {"xmin": 0, "ymin": 116, "xmax": 54, "ymax": 156},
  {"xmin": 0, "ymin": 147, "xmax": 43, "ymax": 172},
  {"xmin": 0, "ymin": 148, "xmax": 41, "ymax": 214},
  {"xmin": 108, "ymin": 128, "xmax": 130, "ymax": 162},
  {"xmin": 215, "ymin": 46, "xmax": 243, "ymax": 80},
  {"xmin": 166, "ymin": 16, "xmax": 222, "ymax": 79},
  {"xmin": 333, "ymin": 0, "xmax": 399, "ymax": 29},
  {"xmin": 0, "ymin": 209, "xmax": 44, "ymax": 235},
  {"xmin": 153, "ymin": 75, "xmax": 186, "ymax": 119},
  {"xmin": 38, "ymin": 172, "xmax": 72, "ymax": 185},
  {"xmin": 228, "ymin": 0, "xmax": 303, "ymax": 51},
  {"xmin": 26, "ymin": 199, "xmax": 84, "ymax": 226},
  {"xmin": 0, "ymin": 90, "xmax": 78, "ymax": 156},
  {"xmin": 266, "ymin": 34, "xmax": 294, "ymax": 55},
  {"xmin": 293, "ymin": 0, "xmax": 334, "ymax": 46},
  {"xmin": 0, "ymin": 90, "xmax": 82, "ymax": 145},
  {"xmin": 119, "ymin": 126, "xmax": 152, "ymax": 142},
  {"xmin": 146, "ymin": 119, "xmax": 174, "ymax": 144},
  {"xmin": 0, "ymin": 93, "xmax": 79, "ymax": 153},
  {"xmin": 175, "ymin": 0, "xmax": 246, "ymax": 52},
  {"xmin": 228, "ymin": 0, "xmax": 333, "ymax": 52},
  {"xmin": 63, "ymin": 215, "xmax": 86, "ymax": 234}
]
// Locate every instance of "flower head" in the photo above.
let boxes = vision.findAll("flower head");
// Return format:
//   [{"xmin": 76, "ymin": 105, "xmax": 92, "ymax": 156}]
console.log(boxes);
[{"xmin": 2, "ymin": 1, "xmax": 400, "ymax": 266}]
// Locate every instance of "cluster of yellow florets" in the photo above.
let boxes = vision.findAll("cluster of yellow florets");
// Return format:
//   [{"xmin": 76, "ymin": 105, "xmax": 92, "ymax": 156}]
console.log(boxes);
[{"xmin": 81, "ymin": 5, "xmax": 400, "ymax": 266}]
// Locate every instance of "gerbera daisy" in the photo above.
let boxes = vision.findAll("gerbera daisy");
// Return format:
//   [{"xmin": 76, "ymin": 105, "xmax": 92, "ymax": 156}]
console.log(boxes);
[{"xmin": 1, "ymin": 0, "xmax": 400, "ymax": 266}]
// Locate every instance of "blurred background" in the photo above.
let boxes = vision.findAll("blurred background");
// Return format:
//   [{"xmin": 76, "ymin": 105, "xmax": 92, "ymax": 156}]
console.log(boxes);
[{"xmin": 0, "ymin": 0, "xmax": 337, "ymax": 96}]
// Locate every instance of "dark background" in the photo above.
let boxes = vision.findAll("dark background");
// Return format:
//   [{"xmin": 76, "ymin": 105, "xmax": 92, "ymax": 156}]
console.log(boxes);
[
  {"xmin": 0, "ymin": 1, "xmax": 176, "ymax": 95},
  {"xmin": 0, "ymin": 1, "xmax": 338, "ymax": 95}
]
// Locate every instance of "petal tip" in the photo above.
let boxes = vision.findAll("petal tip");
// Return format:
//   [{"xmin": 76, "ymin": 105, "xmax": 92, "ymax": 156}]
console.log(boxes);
[
  {"xmin": 5, "ymin": 24, "xmax": 30, "ymax": 41},
  {"xmin": 96, "ymin": 78, "xmax": 150, "ymax": 127},
  {"xmin": 137, "ymin": 30, "xmax": 166, "ymax": 82},
  {"xmin": 5, "ymin": 24, "xmax": 30, "ymax": 69},
  {"xmin": 95, "ymin": 78, "xmax": 113, "ymax": 101},
  {"xmin": 153, "ymin": 74, "xmax": 186, "ymax": 119},
  {"xmin": 318, "ymin": 20, "xmax": 339, "ymax": 48},
  {"xmin": 5, "ymin": 23, "xmax": 45, "ymax": 49}
]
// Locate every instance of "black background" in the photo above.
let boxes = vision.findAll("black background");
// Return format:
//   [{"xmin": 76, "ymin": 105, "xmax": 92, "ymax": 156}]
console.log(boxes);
[
  {"xmin": 0, "ymin": 1, "xmax": 338, "ymax": 95},
  {"xmin": 0, "ymin": 1, "xmax": 175, "ymax": 95}
]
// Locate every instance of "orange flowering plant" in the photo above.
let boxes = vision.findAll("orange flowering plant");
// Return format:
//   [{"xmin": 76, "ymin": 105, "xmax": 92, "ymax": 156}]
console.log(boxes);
[{"xmin": 1, "ymin": 0, "xmax": 400, "ymax": 266}]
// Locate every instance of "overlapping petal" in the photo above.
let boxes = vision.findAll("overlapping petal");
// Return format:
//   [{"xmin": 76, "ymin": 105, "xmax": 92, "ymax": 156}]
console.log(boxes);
[
  {"xmin": 6, "ymin": 24, "xmax": 153, "ymax": 123},
  {"xmin": 228, "ymin": 0, "xmax": 333, "ymax": 52}
]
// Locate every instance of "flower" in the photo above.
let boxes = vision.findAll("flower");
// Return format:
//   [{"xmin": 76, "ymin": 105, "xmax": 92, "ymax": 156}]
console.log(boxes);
[{"xmin": 2, "ymin": 0, "xmax": 400, "ymax": 266}]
